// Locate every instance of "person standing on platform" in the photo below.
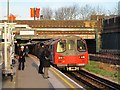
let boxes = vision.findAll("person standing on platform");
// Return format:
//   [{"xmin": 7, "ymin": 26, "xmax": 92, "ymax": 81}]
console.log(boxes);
[
  {"xmin": 16, "ymin": 44, "xmax": 20, "ymax": 55},
  {"xmin": 38, "ymin": 43, "xmax": 45, "ymax": 74},
  {"xmin": 18, "ymin": 46, "xmax": 26, "ymax": 70},
  {"xmin": 43, "ymin": 45, "xmax": 51, "ymax": 79},
  {"xmin": 25, "ymin": 46, "xmax": 29, "ymax": 57}
]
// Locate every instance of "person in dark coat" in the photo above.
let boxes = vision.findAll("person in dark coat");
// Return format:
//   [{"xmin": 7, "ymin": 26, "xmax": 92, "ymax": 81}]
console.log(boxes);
[
  {"xmin": 38, "ymin": 43, "xmax": 45, "ymax": 74},
  {"xmin": 25, "ymin": 46, "xmax": 29, "ymax": 57},
  {"xmin": 43, "ymin": 45, "xmax": 51, "ymax": 79},
  {"xmin": 18, "ymin": 46, "xmax": 26, "ymax": 70}
]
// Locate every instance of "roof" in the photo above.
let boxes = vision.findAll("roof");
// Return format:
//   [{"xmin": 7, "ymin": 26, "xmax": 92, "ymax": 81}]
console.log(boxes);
[{"xmin": 2, "ymin": 20, "xmax": 99, "ymax": 28}]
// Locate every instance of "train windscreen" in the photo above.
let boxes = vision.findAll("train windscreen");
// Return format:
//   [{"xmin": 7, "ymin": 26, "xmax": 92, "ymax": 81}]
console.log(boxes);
[
  {"xmin": 56, "ymin": 40, "xmax": 66, "ymax": 53},
  {"xmin": 67, "ymin": 40, "xmax": 75, "ymax": 50},
  {"xmin": 77, "ymin": 40, "xmax": 86, "ymax": 52}
]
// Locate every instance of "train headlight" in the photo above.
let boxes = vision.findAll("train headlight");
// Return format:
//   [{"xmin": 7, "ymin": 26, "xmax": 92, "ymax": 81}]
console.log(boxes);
[
  {"xmin": 58, "ymin": 56, "xmax": 64, "ymax": 59},
  {"xmin": 80, "ymin": 55, "xmax": 85, "ymax": 59}
]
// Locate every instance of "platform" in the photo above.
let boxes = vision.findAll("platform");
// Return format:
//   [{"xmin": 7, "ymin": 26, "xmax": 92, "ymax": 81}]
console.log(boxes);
[{"xmin": 2, "ymin": 55, "xmax": 85, "ymax": 89}]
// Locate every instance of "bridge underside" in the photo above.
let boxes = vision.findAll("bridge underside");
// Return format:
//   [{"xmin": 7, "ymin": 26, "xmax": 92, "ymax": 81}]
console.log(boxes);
[
  {"xmin": 12, "ymin": 27, "xmax": 98, "ymax": 54},
  {"xmin": 15, "ymin": 34, "xmax": 96, "ymax": 54},
  {"xmin": 15, "ymin": 31, "xmax": 96, "ymax": 40},
  {"xmin": 15, "ymin": 34, "xmax": 95, "ymax": 39}
]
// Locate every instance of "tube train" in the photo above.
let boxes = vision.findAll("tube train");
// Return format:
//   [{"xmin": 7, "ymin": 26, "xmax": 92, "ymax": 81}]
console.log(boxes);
[{"xmin": 26, "ymin": 35, "xmax": 89, "ymax": 71}]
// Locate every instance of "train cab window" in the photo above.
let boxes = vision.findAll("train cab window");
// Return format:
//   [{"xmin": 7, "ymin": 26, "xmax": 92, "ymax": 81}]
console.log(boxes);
[
  {"xmin": 57, "ymin": 40, "xmax": 66, "ymax": 53},
  {"xmin": 77, "ymin": 40, "xmax": 86, "ymax": 52},
  {"xmin": 67, "ymin": 40, "xmax": 75, "ymax": 50}
]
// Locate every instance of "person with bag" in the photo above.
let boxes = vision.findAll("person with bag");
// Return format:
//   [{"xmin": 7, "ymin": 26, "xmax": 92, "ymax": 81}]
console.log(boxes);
[
  {"xmin": 18, "ymin": 46, "xmax": 26, "ymax": 70},
  {"xmin": 43, "ymin": 45, "xmax": 51, "ymax": 79}
]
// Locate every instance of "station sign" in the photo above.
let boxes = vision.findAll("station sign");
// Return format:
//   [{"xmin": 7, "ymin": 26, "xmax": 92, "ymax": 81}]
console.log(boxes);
[{"xmin": 20, "ymin": 31, "xmax": 34, "ymax": 35}]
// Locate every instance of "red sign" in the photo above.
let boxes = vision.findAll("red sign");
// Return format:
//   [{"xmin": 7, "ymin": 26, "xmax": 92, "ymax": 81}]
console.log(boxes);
[
  {"xmin": 36, "ymin": 8, "xmax": 40, "ymax": 18},
  {"xmin": 9, "ymin": 14, "xmax": 16, "ymax": 21},
  {"xmin": 30, "ymin": 8, "xmax": 35, "ymax": 17},
  {"xmin": 30, "ymin": 8, "xmax": 40, "ymax": 18}
]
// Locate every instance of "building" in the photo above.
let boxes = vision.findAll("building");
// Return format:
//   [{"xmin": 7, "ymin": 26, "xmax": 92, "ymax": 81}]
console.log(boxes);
[{"xmin": 101, "ymin": 16, "xmax": 120, "ymax": 54}]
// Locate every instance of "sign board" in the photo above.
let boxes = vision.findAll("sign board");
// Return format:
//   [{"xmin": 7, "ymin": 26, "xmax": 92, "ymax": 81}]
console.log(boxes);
[{"xmin": 20, "ymin": 31, "xmax": 34, "ymax": 35}]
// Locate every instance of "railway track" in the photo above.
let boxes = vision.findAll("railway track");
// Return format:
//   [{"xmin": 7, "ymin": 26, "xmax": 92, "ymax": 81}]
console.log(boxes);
[
  {"xmin": 31, "ymin": 54, "xmax": 120, "ymax": 89},
  {"xmin": 89, "ymin": 54, "xmax": 120, "ymax": 65},
  {"xmin": 66, "ymin": 69, "xmax": 120, "ymax": 90}
]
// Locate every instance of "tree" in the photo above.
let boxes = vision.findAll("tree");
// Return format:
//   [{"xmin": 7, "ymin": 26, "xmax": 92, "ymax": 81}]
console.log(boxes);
[
  {"xmin": 41, "ymin": 7, "xmax": 53, "ymax": 20},
  {"xmin": 54, "ymin": 4, "xmax": 79, "ymax": 20},
  {"xmin": 54, "ymin": 7, "xmax": 65, "ymax": 20},
  {"xmin": 40, "ymin": 4, "xmax": 117, "ymax": 20},
  {"xmin": 79, "ymin": 4, "xmax": 93, "ymax": 20},
  {"xmin": 92, "ymin": 5, "xmax": 106, "ymax": 15},
  {"xmin": 54, "ymin": 4, "xmax": 107, "ymax": 20},
  {"xmin": 68, "ymin": 4, "xmax": 79, "ymax": 20}
]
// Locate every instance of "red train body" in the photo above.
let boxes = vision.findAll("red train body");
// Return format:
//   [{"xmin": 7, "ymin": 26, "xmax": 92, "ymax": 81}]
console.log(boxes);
[{"xmin": 49, "ymin": 36, "xmax": 89, "ymax": 71}]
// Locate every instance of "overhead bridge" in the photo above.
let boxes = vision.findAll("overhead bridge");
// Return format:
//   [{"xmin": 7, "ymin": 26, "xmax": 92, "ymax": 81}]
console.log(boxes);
[
  {"xmin": 1, "ymin": 20, "xmax": 101, "ymax": 39},
  {"xmin": 1, "ymin": 20, "xmax": 101, "ymax": 53},
  {"xmin": 15, "ymin": 28, "xmax": 96, "ymax": 39}
]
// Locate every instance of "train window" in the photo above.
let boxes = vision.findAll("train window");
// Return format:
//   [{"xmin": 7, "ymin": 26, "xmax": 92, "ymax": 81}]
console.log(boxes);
[
  {"xmin": 67, "ymin": 40, "xmax": 75, "ymax": 50},
  {"xmin": 56, "ymin": 40, "xmax": 66, "ymax": 53},
  {"xmin": 77, "ymin": 40, "xmax": 86, "ymax": 52}
]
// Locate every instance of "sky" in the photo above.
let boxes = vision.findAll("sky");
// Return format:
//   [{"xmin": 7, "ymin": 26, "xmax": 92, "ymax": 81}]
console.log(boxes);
[{"xmin": 0, "ymin": 0, "xmax": 120, "ymax": 20}]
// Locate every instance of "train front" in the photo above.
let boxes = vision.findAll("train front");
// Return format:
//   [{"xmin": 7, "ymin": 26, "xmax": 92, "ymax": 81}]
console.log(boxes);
[{"xmin": 54, "ymin": 38, "xmax": 88, "ymax": 71}]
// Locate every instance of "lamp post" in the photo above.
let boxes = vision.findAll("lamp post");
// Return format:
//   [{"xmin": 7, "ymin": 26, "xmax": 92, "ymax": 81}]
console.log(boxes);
[{"xmin": 7, "ymin": 0, "xmax": 9, "ymax": 22}]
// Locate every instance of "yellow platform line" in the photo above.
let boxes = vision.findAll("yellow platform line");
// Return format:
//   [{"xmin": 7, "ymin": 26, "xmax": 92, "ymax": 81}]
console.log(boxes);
[
  {"xmin": 50, "ymin": 68, "xmax": 76, "ymax": 90},
  {"xmin": 29, "ymin": 54, "xmax": 76, "ymax": 89}
]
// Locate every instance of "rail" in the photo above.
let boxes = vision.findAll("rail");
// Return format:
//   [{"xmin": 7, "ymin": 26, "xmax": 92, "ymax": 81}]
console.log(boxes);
[{"xmin": 67, "ymin": 69, "xmax": 120, "ymax": 90}]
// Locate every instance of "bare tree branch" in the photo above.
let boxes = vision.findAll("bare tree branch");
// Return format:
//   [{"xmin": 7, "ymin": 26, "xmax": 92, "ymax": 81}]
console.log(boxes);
[
  {"xmin": 41, "ymin": 7, "xmax": 53, "ymax": 20},
  {"xmin": 40, "ymin": 4, "xmax": 116, "ymax": 20},
  {"xmin": 54, "ymin": 4, "xmax": 79, "ymax": 20},
  {"xmin": 79, "ymin": 4, "xmax": 93, "ymax": 20}
]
